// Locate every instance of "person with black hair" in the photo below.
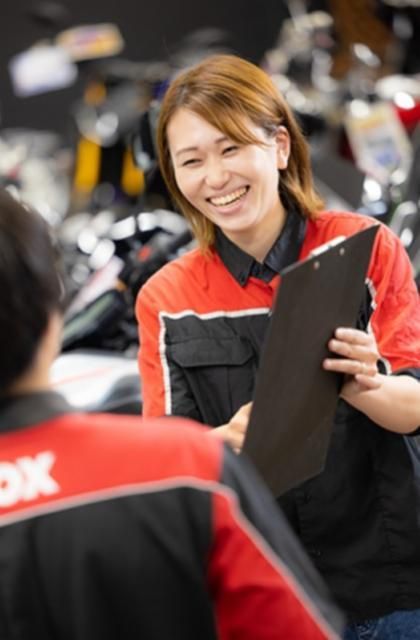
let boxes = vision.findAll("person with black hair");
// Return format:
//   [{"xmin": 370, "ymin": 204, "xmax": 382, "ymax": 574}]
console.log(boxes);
[{"xmin": 0, "ymin": 188, "xmax": 341, "ymax": 639}]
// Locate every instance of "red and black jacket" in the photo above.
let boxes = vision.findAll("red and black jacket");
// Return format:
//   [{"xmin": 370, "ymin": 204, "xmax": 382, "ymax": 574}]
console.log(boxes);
[
  {"xmin": 137, "ymin": 210, "xmax": 420, "ymax": 423},
  {"xmin": 0, "ymin": 391, "xmax": 342, "ymax": 639},
  {"xmin": 136, "ymin": 209, "xmax": 420, "ymax": 622}
]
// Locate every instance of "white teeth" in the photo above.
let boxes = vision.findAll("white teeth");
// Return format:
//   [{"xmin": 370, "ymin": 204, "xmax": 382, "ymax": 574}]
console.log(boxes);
[{"xmin": 210, "ymin": 187, "xmax": 247, "ymax": 207}]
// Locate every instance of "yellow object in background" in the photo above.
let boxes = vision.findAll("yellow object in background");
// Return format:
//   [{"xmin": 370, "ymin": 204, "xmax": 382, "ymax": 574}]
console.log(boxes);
[
  {"xmin": 121, "ymin": 148, "xmax": 144, "ymax": 196},
  {"xmin": 73, "ymin": 137, "xmax": 101, "ymax": 194}
]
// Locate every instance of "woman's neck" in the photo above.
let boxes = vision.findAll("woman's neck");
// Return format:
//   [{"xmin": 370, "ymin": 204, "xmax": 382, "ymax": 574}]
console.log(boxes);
[{"xmin": 224, "ymin": 201, "xmax": 287, "ymax": 263}]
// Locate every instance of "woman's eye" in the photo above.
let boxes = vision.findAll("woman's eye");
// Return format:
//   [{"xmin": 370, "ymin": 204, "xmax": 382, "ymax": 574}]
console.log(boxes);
[
  {"xmin": 181, "ymin": 158, "xmax": 200, "ymax": 167},
  {"xmin": 223, "ymin": 145, "xmax": 239, "ymax": 155}
]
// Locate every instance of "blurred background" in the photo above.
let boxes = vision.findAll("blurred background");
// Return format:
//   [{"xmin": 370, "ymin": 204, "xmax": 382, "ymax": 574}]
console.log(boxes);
[{"xmin": 0, "ymin": 0, "xmax": 297, "ymax": 132}]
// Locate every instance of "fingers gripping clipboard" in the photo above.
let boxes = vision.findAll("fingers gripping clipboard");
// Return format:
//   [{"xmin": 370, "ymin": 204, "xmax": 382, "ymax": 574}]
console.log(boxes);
[{"xmin": 242, "ymin": 224, "xmax": 379, "ymax": 497}]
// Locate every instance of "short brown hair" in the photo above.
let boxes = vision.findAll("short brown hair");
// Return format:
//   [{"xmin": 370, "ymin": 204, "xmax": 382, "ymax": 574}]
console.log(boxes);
[{"xmin": 157, "ymin": 54, "xmax": 323, "ymax": 250}]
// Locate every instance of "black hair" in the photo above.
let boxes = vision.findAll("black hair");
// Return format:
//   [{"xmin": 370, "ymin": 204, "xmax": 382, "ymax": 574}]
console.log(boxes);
[{"xmin": 0, "ymin": 189, "xmax": 63, "ymax": 392}]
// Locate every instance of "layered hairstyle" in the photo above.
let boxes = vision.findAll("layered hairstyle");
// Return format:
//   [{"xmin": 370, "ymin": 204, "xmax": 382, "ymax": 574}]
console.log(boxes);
[
  {"xmin": 157, "ymin": 54, "xmax": 324, "ymax": 250},
  {"xmin": 0, "ymin": 189, "xmax": 63, "ymax": 391}
]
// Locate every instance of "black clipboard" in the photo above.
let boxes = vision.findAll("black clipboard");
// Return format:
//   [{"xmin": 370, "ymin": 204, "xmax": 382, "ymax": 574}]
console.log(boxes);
[{"xmin": 242, "ymin": 224, "xmax": 379, "ymax": 497}]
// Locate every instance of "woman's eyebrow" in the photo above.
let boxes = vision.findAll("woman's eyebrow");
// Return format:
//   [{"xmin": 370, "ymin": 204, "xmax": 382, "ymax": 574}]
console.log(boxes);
[
  {"xmin": 174, "ymin": 136, "xmax": 229, "ymax": 158},
  {"xmin": 174, "ymin": 146, "xmax": 199, "ymax": 158}
]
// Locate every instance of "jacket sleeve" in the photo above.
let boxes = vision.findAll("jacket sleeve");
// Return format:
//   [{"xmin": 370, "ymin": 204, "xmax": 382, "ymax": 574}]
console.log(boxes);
[
  {"xmin": 369, "ymin": 223, "xmax": 420, "ymax": 373},
  {"xmin": 136, "ymin": 283, "xmax": 202, "ymax": 420},
  {"xmin": 207, "ymin": 447, "xmax": 344, "ymax": 639}
]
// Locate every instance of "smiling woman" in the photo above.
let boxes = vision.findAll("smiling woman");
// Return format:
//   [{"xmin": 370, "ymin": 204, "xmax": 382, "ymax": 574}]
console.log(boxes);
[
  {"xmin": 156, "ymin": 54, "xmax": 323, "ymax": 251},
  {"xmin": 167, "ymin": 108, "xmax": 287, "ymax": 261},
  {"xmin": 136, "ymin": 54, "xmax": 420, "ymax": 638}
]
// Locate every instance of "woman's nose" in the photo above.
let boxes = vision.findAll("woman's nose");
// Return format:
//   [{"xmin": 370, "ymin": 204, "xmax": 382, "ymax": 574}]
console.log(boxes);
[{"xmin": 205, "ymin": 159, "xmax": 229, "ymax": 189}]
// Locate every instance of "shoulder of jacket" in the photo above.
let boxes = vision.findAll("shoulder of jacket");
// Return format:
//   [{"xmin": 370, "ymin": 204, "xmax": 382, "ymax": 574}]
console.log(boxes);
[
  {"xmin": 310, "ymin": 209, "xmax": 378, "ymax": 233},
  {"xmin": 309, "ymin": 211, "xmax": 405, "ymax": 279},
  {"xmin": 138, "ymin": 247, "xmax": 225, "ymax": 302},
  {"xmin": 82, "ymin": 413, "xmax": 224, "ymax": 482},
  {"xmin": 138, "ymin": 247, "xmax": 204, "ymax": 292}
]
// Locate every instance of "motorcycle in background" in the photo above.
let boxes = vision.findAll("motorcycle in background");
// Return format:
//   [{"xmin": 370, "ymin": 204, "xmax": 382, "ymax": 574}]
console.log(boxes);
[
  {"xmin": 263, "ymin": 0, "xmax": 420, "ymax": 240},
  {"xmin": 52, "ymin": 206, "xmax": 193, "ymax": 414}
]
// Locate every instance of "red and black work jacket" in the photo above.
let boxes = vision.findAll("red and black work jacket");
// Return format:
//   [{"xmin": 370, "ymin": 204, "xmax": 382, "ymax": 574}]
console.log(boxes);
[
  {"xmin": 0, "ymin": 391, "xmax": 342, "ymax": 639},
  {"xmin": 137, "ymin": 208, "xmax": 420, "ymax": 623}
]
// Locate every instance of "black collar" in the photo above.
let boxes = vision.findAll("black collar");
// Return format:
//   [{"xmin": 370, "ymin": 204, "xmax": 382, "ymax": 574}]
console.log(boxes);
[
  {"xmin": 215, "ymin": 206, "xmax": 307, "ymax": 286},
  {"xmin": 0, "ymin": 391, "xmax": 73, "ymax": 433}
]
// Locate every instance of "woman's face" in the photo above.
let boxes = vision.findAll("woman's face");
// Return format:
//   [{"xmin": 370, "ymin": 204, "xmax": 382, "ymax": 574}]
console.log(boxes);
[{"xmin": 167, "ymin": 108, "xmax": 289, "ymax": 247}]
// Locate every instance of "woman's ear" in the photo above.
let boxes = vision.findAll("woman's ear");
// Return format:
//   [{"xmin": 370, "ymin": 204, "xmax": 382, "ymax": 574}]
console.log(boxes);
[{"xmin": 275, "ymin": 126, "xmax": 290, "ymax": 170}]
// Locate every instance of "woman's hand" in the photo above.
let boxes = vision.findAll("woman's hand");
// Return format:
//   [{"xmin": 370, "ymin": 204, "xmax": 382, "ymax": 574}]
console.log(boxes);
[
  {"xmin": 323, "ymin": 327, "xmax": 420, "ymax": 433},
  {"xmin": 323, "ymin": 327, "xmax": 382, "ymax": 399},
  {"xmin": 209, "ymin": 402, "xmax": 253, "ymax": 454}
]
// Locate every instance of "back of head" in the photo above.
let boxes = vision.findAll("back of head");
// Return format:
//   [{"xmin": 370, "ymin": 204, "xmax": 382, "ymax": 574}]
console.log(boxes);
[
  {"xmin": 157, "ymin": 54, "xmax": 323, "ymax": 249},
  {"xmin": 0, "ymin": 189, "xmax": 62, "ymax": 392}
]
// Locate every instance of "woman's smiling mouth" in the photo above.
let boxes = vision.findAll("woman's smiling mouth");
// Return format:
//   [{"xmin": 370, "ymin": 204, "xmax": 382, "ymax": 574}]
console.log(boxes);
[{"xmin": 207, "ymin": 186, "xmax": 249, "ymax": 207}]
